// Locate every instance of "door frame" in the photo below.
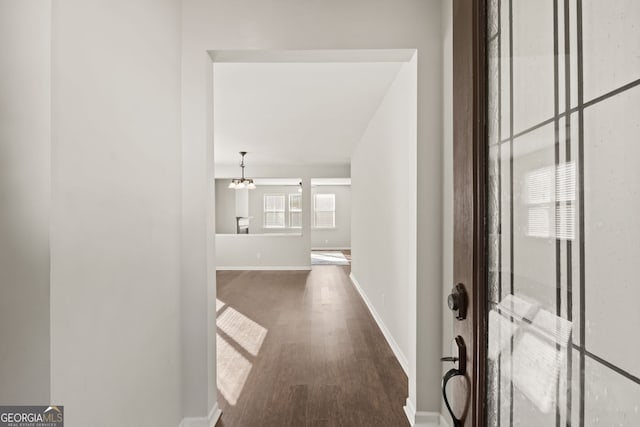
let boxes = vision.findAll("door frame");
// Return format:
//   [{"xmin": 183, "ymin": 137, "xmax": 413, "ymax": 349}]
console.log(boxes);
[{"xmin": 452, "ymin": 0, "xmax": 488, "ymax": 426}]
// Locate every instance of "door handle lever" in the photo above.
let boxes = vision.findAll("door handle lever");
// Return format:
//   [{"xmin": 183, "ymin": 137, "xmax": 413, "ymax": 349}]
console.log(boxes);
[
  {"xmin": 442, "ymin": 336, "xmax": 467, "ymax": 427},
  {"xmin": 443, "ymin": 369, "xmax": 464, "ymax": 427}
]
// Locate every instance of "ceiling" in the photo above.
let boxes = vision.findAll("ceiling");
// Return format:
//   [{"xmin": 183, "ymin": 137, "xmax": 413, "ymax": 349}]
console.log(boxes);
[{"xmin": 213, "ymin": 61, "xmax": 404, "ymax": 166}]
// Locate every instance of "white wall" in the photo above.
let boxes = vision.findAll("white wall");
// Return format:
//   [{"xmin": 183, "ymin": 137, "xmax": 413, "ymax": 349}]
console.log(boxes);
[
  {"xmin": 215, "ymin": 179, "xmax": 237, "ymax": 234},
  {"xmin": 440, "ymin": 0, "xmax": 454, "ymax": 422},
  {"xmin": 234, "ymin": 188, "xmax": 249, "ymax": 218},
  {"xmin": 216, "ymin": 235, "xmax": 310, "ymax": 269},
  {"xmin": 50, "ymin": 1, "xmax": 183, "ymax": 426},
  {"xmin": 0, "ymin": 1, "xmax": 445, "ymax": 423},
  {"xmin": 0, "ymin": 0, "xmax": 51, "ymax": 405},
  {"xmin": 351, "ymin": 56, "xmax": 417, "ymax": 387},
  {"xmin": 311, "ymin": 185, "xmax": 351, "ymax": 250},
  {"xmin": 183, "ymin": 0, "xmax": 444, "ymax": 416}
]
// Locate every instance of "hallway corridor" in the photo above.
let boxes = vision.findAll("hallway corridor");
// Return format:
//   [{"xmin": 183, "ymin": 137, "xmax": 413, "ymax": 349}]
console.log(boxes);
[{"xmin": 215, "ymin": 265, "xmax": 409, "ymax": 427}]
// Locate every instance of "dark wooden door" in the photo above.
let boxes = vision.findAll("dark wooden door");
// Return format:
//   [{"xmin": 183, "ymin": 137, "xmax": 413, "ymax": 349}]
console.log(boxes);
[
  {"xmin": 452, "ymin": 0, "xmax": 640, "ymax": 426},
  {"xmin": 450, "ymin": 0, "xmax": 487, "ymax": 426}
]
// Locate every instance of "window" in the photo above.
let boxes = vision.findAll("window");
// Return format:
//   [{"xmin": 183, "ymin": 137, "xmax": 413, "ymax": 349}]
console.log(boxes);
[
  {"xmin": 289, "ymin": 194, "xmax": 302, "ymax": 228},
  {"xmin": 263, "ymin": 194, "xmax": 285, "ymax": 228},
  {"xmin": 313, "ymin": 193, "xmax": 335, "ymax": 228},
  {"xmin": 524, "ymin": 162, "xmax": 575, "ymax": 240}
]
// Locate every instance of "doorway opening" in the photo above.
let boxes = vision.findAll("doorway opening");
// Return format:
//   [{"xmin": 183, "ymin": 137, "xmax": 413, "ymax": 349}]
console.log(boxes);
[
  {"xmin": 310, "ymin": 177, "xmax": 351, "ymax": 267},
  {"xmin": 208, "ymin": 49, "xmax": 418, "ymax": 425}
]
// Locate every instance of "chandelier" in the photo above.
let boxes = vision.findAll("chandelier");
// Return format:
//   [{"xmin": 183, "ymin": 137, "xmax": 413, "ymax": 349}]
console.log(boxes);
[{"xmin": 228, "ymin": 151, "xmax": 256, "ymax": 190}]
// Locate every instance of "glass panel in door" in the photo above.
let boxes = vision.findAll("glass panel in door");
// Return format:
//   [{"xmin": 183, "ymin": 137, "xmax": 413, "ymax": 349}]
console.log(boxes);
[{"xmin": 486, "ymin": 0, "xmax": 640, "ymax": 425}]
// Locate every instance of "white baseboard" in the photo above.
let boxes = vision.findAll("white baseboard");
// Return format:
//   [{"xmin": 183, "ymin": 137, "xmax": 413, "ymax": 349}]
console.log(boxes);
[
  {"xmin": 439, "ymin": 413, "xmax": 452, "ymax": 427},
  {"xmin": 403, "ymin": 399, "xmax": 442, "ymax": 426},
  {"xmin": 178, "ymin": 403, "xmax": 222, "ymax": 427},
  {"xmin": 216, "ymin": 266, "xmax": 311, "ymax": 271},
  {"xmin": 415, "ymin": 411, "xmax": 442, "ymax": 426},
  {"xmin": 404, "ymin": 398, "xmax": 416, "ymax": 425},
  {"xmin": 348, "ymin": 273, "xmax": 409, "ymax": 375},
  {"xmin": 311, "ymin": 247, "xmax": 351, "ymax": 251},
  {"xmin": 208, "ymin": 404, "xmax": 222, "ymax": 427}
]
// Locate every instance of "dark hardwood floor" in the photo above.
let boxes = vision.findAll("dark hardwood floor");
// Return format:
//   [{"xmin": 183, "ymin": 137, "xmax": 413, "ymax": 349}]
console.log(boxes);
[{"xmin": 214, "ymin": 263, "xmax": 409, "ymax": 427}]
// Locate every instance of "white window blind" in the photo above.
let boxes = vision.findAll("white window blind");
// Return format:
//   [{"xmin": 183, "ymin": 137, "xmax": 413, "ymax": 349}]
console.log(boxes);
[
  {"xmin": 264, "ymin": 194, "xmax": 285, "ymax": 228},
  {"xmin": 524, "ymin": 162, "xmax": 576, "ymax": 240},
  {"xmin": 313, "ymin": 193, "xmax": 335, "ymax": 228},
  {"xmin": 289, "ymin": 194, "xmax": 302, "ymax": 228}
]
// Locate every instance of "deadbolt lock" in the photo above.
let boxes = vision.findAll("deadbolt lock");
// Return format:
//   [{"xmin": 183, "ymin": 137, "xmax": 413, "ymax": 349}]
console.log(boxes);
[{"xmin": 447, "ymin": 283, "xmax": 468, "ymax": 320}]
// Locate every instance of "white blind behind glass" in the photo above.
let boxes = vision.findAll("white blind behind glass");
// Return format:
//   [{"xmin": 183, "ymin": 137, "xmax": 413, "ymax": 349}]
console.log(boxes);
[
  {"xmin": 289, "ymin": 194, "xmax": 302, "ymax": 228},
  {"xmin": 314, "ymin": 194, "xmax": 335, "ymax": 228},
  {"xmin": 264, "ymin": 194, "xmax": 285, "ymax": 228}
]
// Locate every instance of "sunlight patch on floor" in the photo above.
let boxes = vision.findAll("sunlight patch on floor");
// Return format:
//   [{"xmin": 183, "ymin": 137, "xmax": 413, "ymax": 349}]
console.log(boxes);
[
  {"xmin": 216, "ymin": 304, "xmax": 269, "ymax": 406},
  {"xmin": 311, "ymin": 251, "xmax": 349, "ymax": 265},
  {"xmin": 216, "ymin": 333, "xmax": 253, "ymax": 406},
  {"xmin": 217, "ymin": 307, "xmax": 268, "ymax": 357}
]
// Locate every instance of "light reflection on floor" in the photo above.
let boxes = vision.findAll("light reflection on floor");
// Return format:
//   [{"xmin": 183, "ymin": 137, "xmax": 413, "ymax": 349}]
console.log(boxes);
[{"xmin": 488, "ymin": 294, "xmax": 573, "ymax": 413}]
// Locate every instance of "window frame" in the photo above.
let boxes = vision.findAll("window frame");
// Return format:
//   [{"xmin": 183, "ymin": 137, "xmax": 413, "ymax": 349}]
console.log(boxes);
[
  {"xmin": 263, "ymin": 193, "xmax": 286, "ymax": 229},
  {"xmin": 288, "ymin": 193, "xmax": 303, "ymax": 229},
  {"xmin": 313, "ymin": 193, "xmax": 336, "ymax": 229},
  {"xmin": 524, "ymin": 162, "xmax": 576, "ymax": 241}
]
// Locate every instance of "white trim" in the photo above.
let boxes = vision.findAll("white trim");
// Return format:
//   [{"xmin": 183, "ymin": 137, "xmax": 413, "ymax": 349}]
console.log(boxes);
[
  {"xmin": 403, "ymin": 398, "xmax": 416, "ymax": 426},
  {"xmin": 439, "ymin": 413, "xmax": 452, "ymax": 427},
  {"xmin": 311, "ymin": 247, "xmax": 351, "ymax": 251},
  {"xmin": 216, "ymin": 233, "xmax": 303, "ymax": 237},
  {"xmin": 216, "ymin": 266, "xmax": 311, "ymax": 271},
  {"xmin": 349, "ymin": 273, "xmax": 409, "ymax": 374},
  {"xmin": 178, "ymin": 403, "xmax": 222, "ymax": 427},
  {"xmin": 209, "ymin": 48, "xmax": 417, "ymax": 63},
  {"xmin": 208, "ymin": 404, "xmax": 222, "ymax": 427},
  {"xmin": 310, "ymin": 178, "xmax": 351, "ymax": 186},
  {"xmin": 253, "ymin": 178, "xmax": 300, "ymax": 186},
  {"xmin": 402, "ymin": 400, "xmax": 442, "ymax": 427},
  {"xmin": 415, "ymin": 411, "xmax": 442, "ymax": 427}
]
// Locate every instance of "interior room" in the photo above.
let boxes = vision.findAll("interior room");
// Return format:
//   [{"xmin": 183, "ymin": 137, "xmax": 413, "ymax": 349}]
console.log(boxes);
[
  {"xmin": 211, "ymin": 50, "xmax": 418, "ymax": 424},
  {"xmin": 4, "ymin": 1, "xmax": 638, "ymax": 427},
  {"xmin": 215, "ymin": 175, "xmax": 352, "ymax": 266}
]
